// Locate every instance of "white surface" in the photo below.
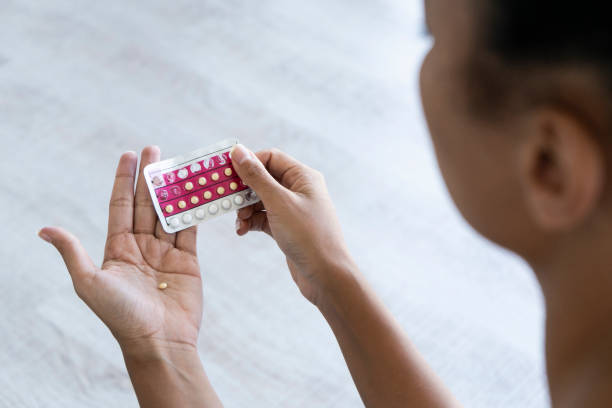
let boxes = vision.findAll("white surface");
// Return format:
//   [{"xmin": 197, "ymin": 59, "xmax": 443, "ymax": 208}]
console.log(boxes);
[{"xmin": 0, "ymin": 1, "xmax": 549, "ymax": 407}]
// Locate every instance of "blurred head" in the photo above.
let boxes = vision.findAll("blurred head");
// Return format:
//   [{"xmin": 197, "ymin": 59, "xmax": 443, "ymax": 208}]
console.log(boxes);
[{"xmin": 420, "ymin": 0, "xmax": 612, "ymax": 264}]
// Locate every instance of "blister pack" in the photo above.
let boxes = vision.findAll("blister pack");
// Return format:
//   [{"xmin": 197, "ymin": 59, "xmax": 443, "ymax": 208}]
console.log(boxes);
[{"xmin": 144, "ymin": 139, "xmax": 260, "ymax": 233}]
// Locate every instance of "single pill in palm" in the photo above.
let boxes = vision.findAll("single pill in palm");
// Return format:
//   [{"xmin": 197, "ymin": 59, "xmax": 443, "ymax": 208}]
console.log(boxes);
[
  {"xmin": 217, "ymin": 186, "xmax": 225, "ymax": 195},
  {"xmin": 178, "ymin": 200, "xmax": 187, "ymax": 209},
  {"xmin": 185, "ymin": 182, "xmax": 194, "ymax": 190},
  {"xmin": 211, "ymin": 172, "xmax": 220, "ymax": 181},
  {"xmin": 191, "ymin": 196, "xmax": 199, "ymax": 205},
  {"xmin": 224, "ymin": 168, "xmax": 233, "ymax": 176},
  {"xmin": 198, "ymin": 177, "xmax": 207, "ymax": 186},
  {"xmin": 165, "ymin": 204, "xmax": 174, "ymax": 213},
  {"xmin": 229, "ymin": 181, "xmax": 238, "ymax": 190},
  {"xmin": 203, "ymin": 191, "xmax": 212, "ymax": 199},
  {"xmin": 158, "ymin": 282, "xmax": 168, "ymax": 290}
]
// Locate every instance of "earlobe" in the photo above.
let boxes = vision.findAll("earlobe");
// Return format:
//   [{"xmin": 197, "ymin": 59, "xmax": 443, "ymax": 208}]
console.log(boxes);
[{"xmin": 520, "ymin": 109, "xmax": 605, "ymax": 231}]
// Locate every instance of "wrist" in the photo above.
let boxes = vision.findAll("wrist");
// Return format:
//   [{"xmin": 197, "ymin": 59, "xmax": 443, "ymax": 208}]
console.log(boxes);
[
  {"xmin": 120, "ymin": 337, "xmax": 199, "ymax": 365},
  {"xmin": 313, "ymin": 254, "xmax": 362, "ymax": 312}
]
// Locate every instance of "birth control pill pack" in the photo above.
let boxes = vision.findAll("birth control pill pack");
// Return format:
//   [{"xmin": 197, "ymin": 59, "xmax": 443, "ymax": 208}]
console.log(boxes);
[{"xmin": 144, "ymin": 139, "xmax": 260, "ymax": 233}]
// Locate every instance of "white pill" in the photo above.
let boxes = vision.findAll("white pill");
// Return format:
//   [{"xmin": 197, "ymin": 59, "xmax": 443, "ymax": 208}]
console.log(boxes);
[
  {"xmin": 190, "ymin": 163, "xmax": 201, "ymax": 173},
  {"xmin": 169, "ymin": 218, "xmax": 180, "ymax": 228},
  {"xmin": 195, "ymin": 209, "xmax": 206, "ymax": 219},
  {"xmin": 233, "ymin": 195, "xmax": 244, "ymax": 205},
  {"xmin": 182, "ymin": 213, "xmax": 193, "ymax": 224},
  {"xmin": 221, "ymin": 199, "xmax": 231, "ymax": 210},
  {"xmin": 177, "ymin": 168, "xmax": 189, "ymax": 179},
  {"xmin": 208, "ymin": 204, "xmax": 219, "ymax": 214}
]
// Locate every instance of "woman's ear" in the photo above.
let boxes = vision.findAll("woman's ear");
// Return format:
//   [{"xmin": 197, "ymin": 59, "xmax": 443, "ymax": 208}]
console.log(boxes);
[{"xmin": 519, "ymin": 108, "xmax": 605, "ymax": 231}]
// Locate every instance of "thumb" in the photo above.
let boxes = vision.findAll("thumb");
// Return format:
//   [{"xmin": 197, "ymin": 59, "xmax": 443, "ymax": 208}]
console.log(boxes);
[
  {"xmin": 230, "ymin": 143, "xmax": 288, "ymax": 204},
  {"xmin": 39, "ymin": 226, "xmax": 97, "ymax": 286}
]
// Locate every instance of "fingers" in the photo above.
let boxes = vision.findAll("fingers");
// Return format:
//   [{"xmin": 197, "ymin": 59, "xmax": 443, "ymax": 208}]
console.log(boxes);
[
  {"xmin": 155, "ymin": 219, "xmax": 176, "ymax": 246},
  {"xmin": 107, "ymin": 152, "xmax": 138, "ymax": 239},
  {"xmin": 38, "ymin": 226, "xmax": 97, "ymax": 288},
  {"xmin": 253, "ymin": 148, "xmax": 310, "ymax": 190},
  {"xmin": 134, "ymin": 146, "xmax": 161, "ymax": 235},
  {"xmin": 236, "ymin": 201, "xmax": 265, "ymax": 220},
  {"xmin": 236, "ymin": 211, "xmax": 272, "ymax": 236},
  {"xmin": 176, "ymin": 225, "xmax": 197, "ymax": 255},
  {"xmin": 230, "ymin": 144, "xmax": 290, "ymax": 205}
]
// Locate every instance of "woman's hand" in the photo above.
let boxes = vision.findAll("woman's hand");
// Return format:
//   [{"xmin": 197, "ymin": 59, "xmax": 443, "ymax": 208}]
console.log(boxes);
[
  {"xmin": 231, "ymin": 144, "xmax": 354, "ymax": 306},
  {"xmin": 39, "ymin": 146, "xmax": 203, "ymax": 357}
]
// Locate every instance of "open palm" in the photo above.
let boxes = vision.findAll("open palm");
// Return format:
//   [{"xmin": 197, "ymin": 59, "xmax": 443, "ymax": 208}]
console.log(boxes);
[{"xmin": 40, "ymin": 146, "xmax": 203, "ymax": 351}]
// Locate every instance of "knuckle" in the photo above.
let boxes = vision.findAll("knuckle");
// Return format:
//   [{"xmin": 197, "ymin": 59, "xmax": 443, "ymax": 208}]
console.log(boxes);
[
  {"xmin": 269, "ymin": 147, "xmax": 283, "ymax": 156},
  {"xmin": 109, "ymin": 196, "xmax": 132, "ymax": 208}
]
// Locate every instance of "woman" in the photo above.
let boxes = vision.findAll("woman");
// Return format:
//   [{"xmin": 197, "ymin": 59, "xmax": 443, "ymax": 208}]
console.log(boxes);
[{"xmin": 39, "ymin": 1, "xmax": 612, "ymax": 406}]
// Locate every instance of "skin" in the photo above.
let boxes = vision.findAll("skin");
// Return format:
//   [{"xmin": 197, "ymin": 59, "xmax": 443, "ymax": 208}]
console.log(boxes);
[{"xmin": 39, "ymin": 0, "xmax": 612, "ymax": 406}]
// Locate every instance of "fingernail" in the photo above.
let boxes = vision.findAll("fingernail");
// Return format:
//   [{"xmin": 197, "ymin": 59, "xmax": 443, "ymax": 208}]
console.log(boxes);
[
  {"xmin": 235, "ymin": 218, "xmax": 241, "ymax": 233},
  {"xmin": 230, "ymin": 144, "xmax": 251, "ymax": 165},
  {"xmin": 38, "ymin": 229, "xmax": 51, "ymax": 243}
]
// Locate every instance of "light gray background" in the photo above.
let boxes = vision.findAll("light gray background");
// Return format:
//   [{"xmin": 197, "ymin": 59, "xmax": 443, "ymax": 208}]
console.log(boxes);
[{"xmin": 0, "ymin": 1, "xmax": 549, "ymax": 407}]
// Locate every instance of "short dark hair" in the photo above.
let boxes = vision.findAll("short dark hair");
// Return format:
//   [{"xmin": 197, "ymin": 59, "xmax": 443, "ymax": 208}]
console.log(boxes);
[
  {"xmin": 485, "ymin": 2, "xmax": 612, "ymax": 69},
  {"xmin": 468, "ymin": 1, "xmax": 612, "ymax": 126}
]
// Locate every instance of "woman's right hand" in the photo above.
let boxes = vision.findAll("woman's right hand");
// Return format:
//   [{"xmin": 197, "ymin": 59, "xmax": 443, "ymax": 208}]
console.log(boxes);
[{"xmin": 230, "ymin": 144, "xmax": 355, "ymax": 306}]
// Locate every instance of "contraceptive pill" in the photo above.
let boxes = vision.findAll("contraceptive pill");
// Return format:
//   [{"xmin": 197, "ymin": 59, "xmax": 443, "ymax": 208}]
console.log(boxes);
[{"xmin": 144, "ymin": 139, "xmax": 261, "ymax": 232}]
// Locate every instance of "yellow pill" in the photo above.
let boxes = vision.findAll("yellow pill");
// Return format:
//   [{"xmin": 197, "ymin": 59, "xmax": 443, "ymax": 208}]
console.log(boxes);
[
  {"xmin": 211, "ymin": 172, "xmax": 220, "ymax": 181},
  {"xmin": 203, "ymin": 191, "xmax": 212, "ymax": 200},
  {"xmin": 229, "ymin": 181, "xmax": 238, "ymax": 190},
  {"xmin": 198, "ymin": 177, "xmax": 207, "ymax": 186},
  {"xmin": 165, "ymin": 204, "xmax": 174, "ymax": 213},
  {"xmin": 178, "ymin": 200, "xmax": 186, "ymax": 209},
  {"xmin": 224, "ymin": 168, "xmax": 233, "ymax": 177},
  {"xmin": 158, "ymin": 282, "xmax": 168, "ymax": 290},
  {"xmin": 217, "ymin": 186, "xmax": 225, "ymax": 195},
  {"xmin": 190, "ymin": 196, "xmax": 199, "ymax": 205},
  {"xmin": 185, "ymin": 182, "xmax": 194, "ymax": 190}
]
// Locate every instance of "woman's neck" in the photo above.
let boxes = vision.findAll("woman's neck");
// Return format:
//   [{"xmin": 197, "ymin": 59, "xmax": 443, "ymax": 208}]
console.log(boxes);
[{"xmin": 534, "ymin": 235, "xmax": 612, "ymax": 407}]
